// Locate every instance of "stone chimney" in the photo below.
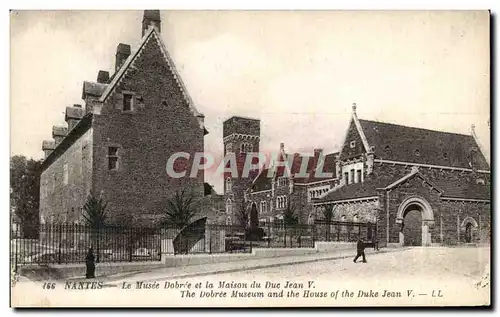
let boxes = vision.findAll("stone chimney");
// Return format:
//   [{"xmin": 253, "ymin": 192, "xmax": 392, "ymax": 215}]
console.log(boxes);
[
  {"xmin": 52, "ymin": 125, "xmax": 68, "ymax": 146},
  {"xmin": 97, "ymin": 70, "xmax": 110, "ymax": 84},
  {"xmin": 115, "ymin": 43, "xmax": 131, "ymax": 72},
  {"xmin": 42, "ymin": 140, "xmax": 55, "ymax": 158},
  {"xmin": 280, "ymin": 142, "xmax": 285, "ymax": 152},
  {"xmin": 142, "ymin": 10, "xmax": 161, "ymax": 37},
  {"xmin": 65, "ymin": 104, "xmax": 84, "ymax": 131}
]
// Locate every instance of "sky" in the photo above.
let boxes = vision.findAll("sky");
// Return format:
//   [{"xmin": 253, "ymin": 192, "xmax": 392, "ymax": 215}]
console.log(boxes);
[{"xmin": 10, "ymin": 10, "xmax": 490, "ymax": 193}]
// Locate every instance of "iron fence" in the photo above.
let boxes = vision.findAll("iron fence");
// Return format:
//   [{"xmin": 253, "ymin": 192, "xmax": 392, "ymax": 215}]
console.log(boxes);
[
  {"xmin": 314, "ymin": 220, "xmax": 377, "ymax": 243},
  {"xmin": 11, "ymin": 224, "xmax": 162, "ymax": 268},
  {"xmin": 10, "ymin": 220, "xmax": 377, "ymax": 269}
]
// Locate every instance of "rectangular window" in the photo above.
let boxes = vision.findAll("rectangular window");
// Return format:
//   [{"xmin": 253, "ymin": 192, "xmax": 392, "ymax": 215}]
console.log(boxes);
[
  {"xmin": 356, "ymin": 170, "xmax": 362, "ymax": 183},
  {"xmin": 344, "ymin": 172, "xmax": 349, "ymax": 185},
  {"xmin": 108, "ymin": 146, "xmax": 119, "ymax": 170},
  {"xmin": 350, "ymin": 169, "xmax": 355, "ymax": 184},
  {"xmin": 123, "ymin": 93, "xmax": 133, "ymax": 111}
]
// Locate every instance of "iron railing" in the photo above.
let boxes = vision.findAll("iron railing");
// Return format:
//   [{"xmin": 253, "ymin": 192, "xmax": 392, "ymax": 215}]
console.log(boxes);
[{"xmin": 11, "ymin": 220, "xmax": 377, "ymax": 270}]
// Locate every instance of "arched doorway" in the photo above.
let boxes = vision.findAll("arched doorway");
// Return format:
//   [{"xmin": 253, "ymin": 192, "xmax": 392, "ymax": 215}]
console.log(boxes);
[
  {"xmin": 402, "ymin": 207, "xmax": 422, "ymax": 246},
  {"xmin": 461, "ymin": 217, "xmax": 478, "ymax": 244},
  {"xmin": 250, "ymin": 203, "xmax": 259, "ymax": 229},
  {"xmin": 396, "ymin": 197, "xmax": 435, "ymax": 247},
  {"xmin": 465, "ymin": 223, "xmax": 472, "ymax": 243}
]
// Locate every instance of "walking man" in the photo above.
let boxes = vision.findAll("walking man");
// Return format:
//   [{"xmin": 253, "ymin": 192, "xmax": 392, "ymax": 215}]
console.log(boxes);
[{"xmin": 353, "ymin": 238, "xmax": 367, "ymax": 263}]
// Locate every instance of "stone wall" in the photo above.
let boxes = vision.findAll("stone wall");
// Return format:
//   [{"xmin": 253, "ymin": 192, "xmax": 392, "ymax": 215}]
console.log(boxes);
[
  {"xmin": 92, "ymin": 35, "xmax": 205, "ymax": 225},
  {"xmin": 40, "ymin": 128, "xmax": 93, "ymax": 225}
]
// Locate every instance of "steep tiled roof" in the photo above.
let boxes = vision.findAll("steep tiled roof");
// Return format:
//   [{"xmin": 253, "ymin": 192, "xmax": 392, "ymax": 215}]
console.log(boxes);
[
  {"xmin": 358, "ymin": 119, "xmax": 489, "ymax": 170},
  {"xmin": 315, "ymin": 171, "xmax": 490, "ymax": 204},
  {"xmin": 251, "ymin": 152, "xmax": 337, "ymax": 192},
  {"xmin": 436, "ymin": 180, "xmax": 490, "ymax": 200}
]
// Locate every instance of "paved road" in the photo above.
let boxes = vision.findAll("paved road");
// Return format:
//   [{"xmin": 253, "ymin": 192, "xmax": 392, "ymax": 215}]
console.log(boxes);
[{"xmin": 11, "ymin": 247, "xmax": 490, "ymax": 307}]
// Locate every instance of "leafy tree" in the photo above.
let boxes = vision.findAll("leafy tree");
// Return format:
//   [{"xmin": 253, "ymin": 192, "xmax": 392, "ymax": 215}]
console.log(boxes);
[
  {"xmin": 160, "ymin": 189, "xmax": 198, "ymax": 228},
  {"xmin": 10, "ymin": 155, "xmax": 42, "ymax": 238}
]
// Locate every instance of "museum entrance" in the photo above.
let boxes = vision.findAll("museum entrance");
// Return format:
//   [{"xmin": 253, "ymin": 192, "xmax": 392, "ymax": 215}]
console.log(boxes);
[
  {"xmin": 402, "ymin": 207, "xmax": 422, "ymax": 246},
  {"xmin": 397, "ymin": 197, "xmax": 435, "ymax": 247}
]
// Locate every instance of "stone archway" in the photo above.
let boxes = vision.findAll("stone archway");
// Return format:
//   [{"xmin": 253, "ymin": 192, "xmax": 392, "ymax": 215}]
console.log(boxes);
[{"xmin": 396, "ymin": 197, "xmax": 435, "ymax": 247}]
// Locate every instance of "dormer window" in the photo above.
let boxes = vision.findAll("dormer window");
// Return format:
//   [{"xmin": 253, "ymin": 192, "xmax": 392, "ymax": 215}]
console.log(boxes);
[
  {"xmin": 443, "ymin": 152, "xmax": 448, "ymax": 159},
  {"xmin": 385, "ymin": 145, "xmax": 391, "ymax": 154},
  {"xmin": 476, "ymin": 178, "xmax": 485, "ymax": 185},
  {"xmin": 350, "ymin": 141, "xmax": 356, "ymax": 148},
  {"xmin": 414, "ymin": 149, "xmax": 420, "ymax": 156}
]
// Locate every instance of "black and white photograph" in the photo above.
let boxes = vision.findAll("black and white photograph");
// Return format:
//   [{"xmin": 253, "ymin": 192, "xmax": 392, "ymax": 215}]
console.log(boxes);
[{"xmin": 9, "ymin": 9, "xmax": 491, "ymax": 307}]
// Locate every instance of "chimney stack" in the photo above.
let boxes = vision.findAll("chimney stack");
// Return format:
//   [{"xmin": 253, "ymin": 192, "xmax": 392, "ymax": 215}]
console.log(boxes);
[
  {"xmin": 314, "ymin": 148, "xmax": 323, "ymax": 156},
  {"xmin": 52, "ymin": 125, "xmax": 68, "ymax": 146},
  {"xmin": 42, "ymin": 140, "xmax": 55, "ymax": 158},
  {"xmin": 97, "ymin": 70, "xmax": 110, "ymax": 84},
  {"xmin": 280, "ymin": 142, "xmax": 285, "ymax": 151},
  {"xmin": 65, "ymin": 105, "xmax": 84, "ymax": 131},
  {"xmin": 115, "ymin": 43, "xmax": 131, "ymax": 71},
  {"xmin": 142, "ymin": 10, "xmax": 161, "ymax": 37}
]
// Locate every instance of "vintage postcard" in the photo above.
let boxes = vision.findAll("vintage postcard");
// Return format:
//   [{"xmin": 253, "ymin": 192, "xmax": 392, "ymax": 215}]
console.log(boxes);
[{"xmin": 10, "ymin": 10, "xmax": 491, "ymax": 307}]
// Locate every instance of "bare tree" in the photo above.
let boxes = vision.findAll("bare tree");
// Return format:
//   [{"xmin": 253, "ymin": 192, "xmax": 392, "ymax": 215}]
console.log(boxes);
[{"xmin": 236, "ymin": 200, "xmax": 250, "ymax": 229}]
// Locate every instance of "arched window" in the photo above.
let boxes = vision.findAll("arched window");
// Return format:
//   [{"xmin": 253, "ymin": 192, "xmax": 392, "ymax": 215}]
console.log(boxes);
[
  {"xmin": 353, "ymin": 214, "xmax": 359, "ymax": 222},
  {"xmin": 260, "ymin": 201, "xmax": 267, "ymax": 214},
  {"xmin": 308, "ymin": 213, "xmax": 315, "ymax": 225},
  {"xmin": 226, "ymin": 177, "xmax": 232, "ymax": 192},
  {"xmin": 226, "ymin": 199, "xmax": 232, "ymax": 215}
]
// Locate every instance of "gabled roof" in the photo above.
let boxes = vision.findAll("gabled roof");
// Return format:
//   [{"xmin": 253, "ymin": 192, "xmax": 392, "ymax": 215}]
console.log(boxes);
[
  {"xmin": 251, "ymin": 152, "xmax": 337, "ymax": 192},
  {"xmin": 314, "ymin": 168, "xmax": 490, "ymax": 204},
  {"xmin": 98, "ymin": 27, "xmax": 206, "ymax": 132},
  {"xmin": 358, "ymin": 119, "xmax": 489, "ymax": 170}
]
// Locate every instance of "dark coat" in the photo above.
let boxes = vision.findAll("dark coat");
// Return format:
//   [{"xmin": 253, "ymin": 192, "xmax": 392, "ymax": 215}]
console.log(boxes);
[
  {"xmin": 357, "ymin": 240, "xmax": 365, "ymax": 252},
  {"xmin": 85, "ymin": 248, "xmax": 95, "ymax": 264}
]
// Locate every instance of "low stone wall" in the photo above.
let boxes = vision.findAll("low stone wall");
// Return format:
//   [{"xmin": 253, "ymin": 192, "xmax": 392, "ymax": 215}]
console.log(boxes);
[
  {"xmin": 19, "ymin": 244, "xmax": 360, "ymax": 281},
  {"xmin": 315, "ymin": 242, "xmax": 357, "ymax": 252},
  {"xmin": 19, "ymin": 261, "xmax": 165, "ymax": 281}
]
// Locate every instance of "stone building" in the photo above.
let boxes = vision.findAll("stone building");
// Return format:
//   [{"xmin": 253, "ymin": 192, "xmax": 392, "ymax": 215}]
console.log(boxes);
[
  {"xmin": 225, "ymin": 104, "xmax": 490, "ymax": 247},
  {"xmin": 249, "ymin": 145, "xmax": 338, "ymax": 226},
  {"xmin": 222, "ymin": 116, "xmax": 261, "ymax": 226},
  {"xmin": 39, "ymin": 11, "xmax": 207, "ymax": 226},
  {"xmin": 312, "ymin": 104, "xmax": 490, "ymax": 246},
  {"xmin": 222, "ymin": 116, "xmax": 339, "ymax": 227}
]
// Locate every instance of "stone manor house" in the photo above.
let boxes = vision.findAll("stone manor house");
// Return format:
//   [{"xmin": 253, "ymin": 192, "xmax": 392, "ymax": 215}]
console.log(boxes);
[
  {"xmin": 224, "ymin": 105, "xmax": 490, "ymax": 247},
  {"xmin": 39, "ymin": 11, "xmax": 207, "ymax": 226}
]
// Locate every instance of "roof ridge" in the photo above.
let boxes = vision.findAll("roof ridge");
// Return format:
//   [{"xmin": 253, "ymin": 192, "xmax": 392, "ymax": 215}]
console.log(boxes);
[{"xmin": 358, "ymin": 118, "xmax": 473, "ymax": 138}]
